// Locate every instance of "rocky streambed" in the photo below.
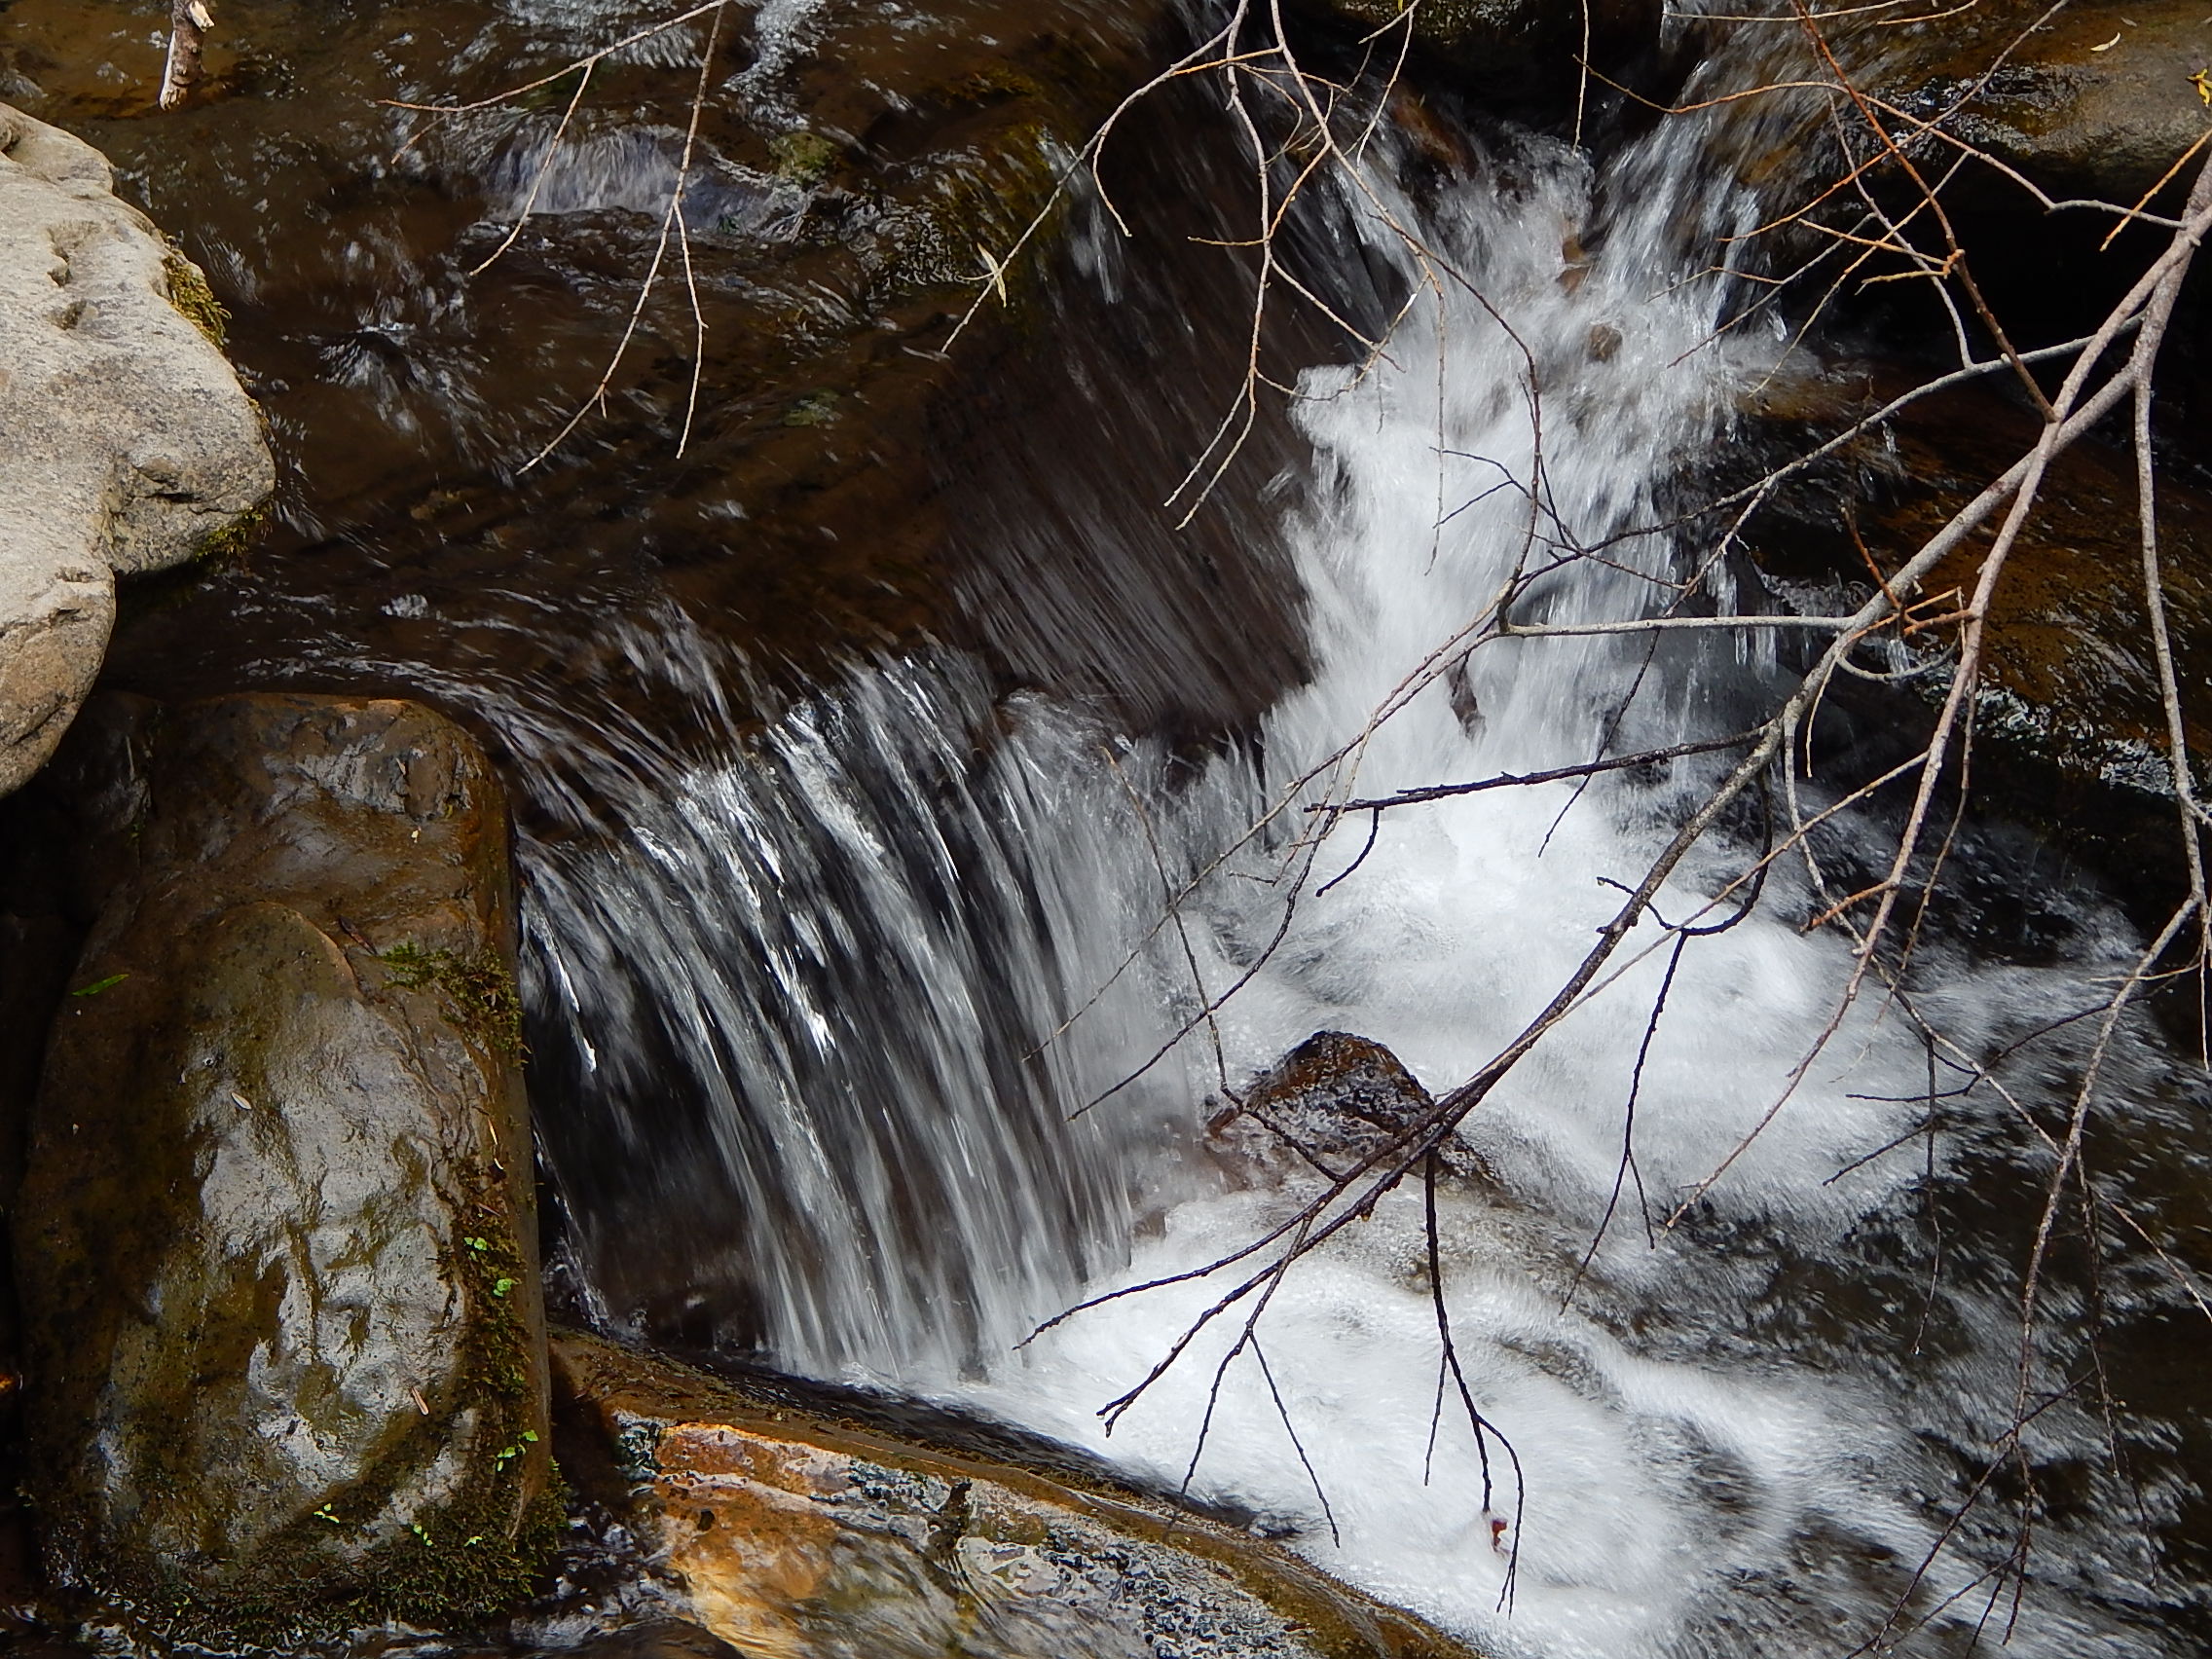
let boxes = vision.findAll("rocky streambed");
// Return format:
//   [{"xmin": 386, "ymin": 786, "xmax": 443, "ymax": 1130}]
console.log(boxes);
[{"xmin": 3, "ymin": 0, "xmax": 2212, "ymax": 1654}]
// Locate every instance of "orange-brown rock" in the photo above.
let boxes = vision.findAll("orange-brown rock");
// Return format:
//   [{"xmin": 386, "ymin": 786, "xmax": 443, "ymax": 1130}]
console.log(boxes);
[{"xmin": 552, "ymin": 1329, "xmax": 1479, "ymax": 1659}]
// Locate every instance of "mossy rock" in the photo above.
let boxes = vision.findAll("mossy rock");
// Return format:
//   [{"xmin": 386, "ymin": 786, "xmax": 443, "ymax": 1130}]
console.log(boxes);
[{"xmin": 13, "ymin": 693, "xmax": 552, "ymax": 1647}]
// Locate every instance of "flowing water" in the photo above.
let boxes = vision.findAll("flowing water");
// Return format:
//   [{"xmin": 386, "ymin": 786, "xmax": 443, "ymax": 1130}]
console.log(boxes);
[
  {"xmin": 508, "ymin": 42, "xmax": 2212, "ymax": 1657},
  {"xmin": 10, "ymin": 0, "xmax": 2211, "ymax": 1654}
]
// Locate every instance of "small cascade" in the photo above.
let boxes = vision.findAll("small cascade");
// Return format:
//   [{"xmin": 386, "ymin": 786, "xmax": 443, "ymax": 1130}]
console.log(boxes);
[
  {"xmin": 509, "ymin": 641, "xmax": 1204, "ymax": 1377},
  {"xmin": 937, "ymin": 44, "xmax": 2202, "ymax": 1659},
  {"xmin": 506, "ymin": 17, "xmax": 2212, "ymax": 1659}
]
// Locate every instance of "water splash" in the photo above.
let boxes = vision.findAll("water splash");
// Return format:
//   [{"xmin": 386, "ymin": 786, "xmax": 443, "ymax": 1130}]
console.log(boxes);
[{"xmin": 507, "ymin": 29, "xmax": 2211, "ymax": 1659}]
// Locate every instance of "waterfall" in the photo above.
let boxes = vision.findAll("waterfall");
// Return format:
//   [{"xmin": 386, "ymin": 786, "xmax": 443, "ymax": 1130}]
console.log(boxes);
[
  {"xmin": 512, "ymin": 642, "xmax": 1203, "ymax": 1376},
  {"xmin": 516, "ymin": 19, "xmax": 2206, "ymax": 1659}
]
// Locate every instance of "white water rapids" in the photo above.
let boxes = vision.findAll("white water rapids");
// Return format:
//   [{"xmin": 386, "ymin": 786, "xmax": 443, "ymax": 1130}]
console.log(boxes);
[{"xmin": 509, "ymin": 27, "xmax": 2204, "ymax": 1659}]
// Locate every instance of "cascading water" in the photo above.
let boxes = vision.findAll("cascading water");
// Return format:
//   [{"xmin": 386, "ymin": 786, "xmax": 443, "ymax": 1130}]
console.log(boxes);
[
  {"xmin": 483, "ymin": 628, "xmax": 1203, "ymax": 1376},
  {"xmin": 934, "ymin": 113, "xmax": 2159, "ymax": 1658},
  {"xmin": 514, "ymin": 17, "xmax": 2212, "ymax": 1659}
]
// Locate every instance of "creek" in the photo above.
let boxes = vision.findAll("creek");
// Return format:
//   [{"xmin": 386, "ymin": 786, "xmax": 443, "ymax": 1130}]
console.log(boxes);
[{"xmin": 8, "ymin": 0, "xmax": 2210, "ymax": 1654}]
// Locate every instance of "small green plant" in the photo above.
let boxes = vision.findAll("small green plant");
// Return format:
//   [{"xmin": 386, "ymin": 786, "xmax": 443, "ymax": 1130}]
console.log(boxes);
[
  {"xmin": 313, "ymin": 1504, "xmax": 342, "ymax": 1526},
  {"xmin": 491, "ymin": 1277, "xmax": 517, "ymax": 1299},
  {"xmin": 409, "ymin": 1522, "xmax": 432, "ymax": 1547},
  {"xmin": 464, "ymin": 1236, "xmax": 489, "ymax": 1253},
  {"xmin": 492, "ymin": 1429, "xmax": 539, "ymax": 1474},
  {"xmin": 192, "ymin": 498, "xmax": 270, "ymax": 569},
  {"xmin": 69, "ymin": 972, "xmax": 129, "ymax": 998}
]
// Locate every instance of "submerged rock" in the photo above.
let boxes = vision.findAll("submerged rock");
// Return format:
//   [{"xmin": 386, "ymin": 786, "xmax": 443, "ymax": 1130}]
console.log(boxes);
[
  {"xmin": 13, "ymin": 692, "xmax": 550, "ymax": 1646},
  {"xmin": 0, "ymin": 104, "xmax": 270, "ymax": 798},
  {"xmin": 550, "ymin": 1330, "xmax": 1473, "ymax": 1659},
  {"xmin": 520, "ymin": 1622, "xmax": 747, "ymax": 1659}
]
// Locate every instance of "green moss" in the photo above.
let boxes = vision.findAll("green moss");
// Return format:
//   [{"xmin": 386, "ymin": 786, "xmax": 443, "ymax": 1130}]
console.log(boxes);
[
  {"xmin": 193, "ymin": 498, "xmax": 270, "ymax": 568},
  {"xmin": 159, "ymin": 241, "xmax": 230, "ymax": 350},
  {"xmin": 769, "ymin": 129, "xmax": 841, "ymax": 185},
  {"xmin": 381, "ymin": 942, "xmax": 526, "ymax": 1057}
]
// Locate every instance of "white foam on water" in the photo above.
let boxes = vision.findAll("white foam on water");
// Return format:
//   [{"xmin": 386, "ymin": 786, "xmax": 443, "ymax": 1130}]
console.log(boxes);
[
  {"xmin": 920, "ymin": 91, "xmax": 2188, "ymax": 1659},
  {"xmin": 506, "ymin": 22, "xmax": 2197, "ymax": 1655}
]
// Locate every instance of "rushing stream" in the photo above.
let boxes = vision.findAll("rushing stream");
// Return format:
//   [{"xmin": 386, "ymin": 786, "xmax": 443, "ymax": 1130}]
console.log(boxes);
[
  {"xmin": 11, "ymin": 0, "xmax": 2211, "ymax": 1653},
  {"xmin": 509, "ymin": 32, "xmax": 2210, "ymax": 1659}
]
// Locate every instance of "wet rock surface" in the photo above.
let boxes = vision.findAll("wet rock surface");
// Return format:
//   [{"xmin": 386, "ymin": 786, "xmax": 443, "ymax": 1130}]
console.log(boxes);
[
  {"xmin": 1876, "ymin": 0, "xmax": 2212, "ymax": 208},
  {"xmin": 1726, "ymin": 362, "xmax": 2212, "ymax": 782},
  {"xmin": 1678, "ymin": 356, "xmax": 2212, "ymax": 940},
  {"xmin": 12, "ymin": 692, "xmax": 550, "ymax": 1647},
  {"xmin": 0, "ymin": 103, "xmax": 271, "ymax": 797},
  {"xmin": 1212, "ymin": 1030, "xmax": 1490, "ymax": 1186},
  {"xmin": 543, "ymin": 1336, "xmax": 1477, "ymax": 1659},
  {"xmin": 551, "ymin": 1329, "xmax": 1476, "ymax": 1659},
  {"xmin": 518, "ymin": 1621, "xmax": 747, "ymax": 1659},
  {"xmin": 1300, "ymin": 0, "xmax": 1661, "ymax": 109}
]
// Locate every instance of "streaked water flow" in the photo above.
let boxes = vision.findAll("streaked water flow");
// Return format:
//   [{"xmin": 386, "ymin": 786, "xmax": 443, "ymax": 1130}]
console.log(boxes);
[{"xmin": 513, "ymin": 22, "xmax": 2208, "ymax": 1659}]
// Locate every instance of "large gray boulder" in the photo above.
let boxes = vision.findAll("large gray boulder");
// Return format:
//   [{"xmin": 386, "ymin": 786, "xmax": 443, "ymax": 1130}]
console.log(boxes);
[
  {"xmin": 0, "ymin": 104, "xmax": 271, "ymax": 798},
  {"xmin": 14, "ymin": 692, "xmax": 552, "ymax": 1648}
]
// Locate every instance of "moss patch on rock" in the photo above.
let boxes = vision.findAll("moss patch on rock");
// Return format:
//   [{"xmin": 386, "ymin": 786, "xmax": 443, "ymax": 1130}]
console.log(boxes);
[
  {"xmin": 769, "ymin": 129, "xmax": 842, "ymax": 185},
  {"xmin": 382, "ymin": 941, "xmax": 527, "ymax": 1056},
  {"xmin": 159, "ymin": 240, "xmax": 229, "ymax": 349}
]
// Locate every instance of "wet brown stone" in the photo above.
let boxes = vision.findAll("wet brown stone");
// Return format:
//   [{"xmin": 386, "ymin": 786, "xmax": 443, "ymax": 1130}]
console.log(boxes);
[
  {"xmin": 13, "ymin": 692, "xmax": 550, "ymax": 1646},
  {"xmin": 1873, "ymin": 0, "xmax": 2212, "ymax": 210},
  {"xmin": 551, "ymin": 1329, "xmax": 1479, "ymax": 1659},
  {"xmin": 1214, "ymin": 1030, "xmax": 1493, "ymax": 1187}
]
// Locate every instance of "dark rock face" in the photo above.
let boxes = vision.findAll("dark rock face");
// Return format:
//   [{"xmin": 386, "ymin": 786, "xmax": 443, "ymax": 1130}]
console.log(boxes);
[
  {"xmin": 1214, "ymin": 1030, "xmax": 1488, "ymax": 1184},
  {"xmin": 1301, "ymin": 0, "xmax": 1662, "ymax": 108},
  {"xmin": 12, "ymin": 692, "xmax": 550, "ymax": 1645}
]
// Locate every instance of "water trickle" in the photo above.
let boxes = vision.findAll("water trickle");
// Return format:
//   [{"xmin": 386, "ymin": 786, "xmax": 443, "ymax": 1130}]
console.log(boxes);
[{"xmin": 513, "ymin": 639, "xmax": 1205, "ymax": 1377}]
